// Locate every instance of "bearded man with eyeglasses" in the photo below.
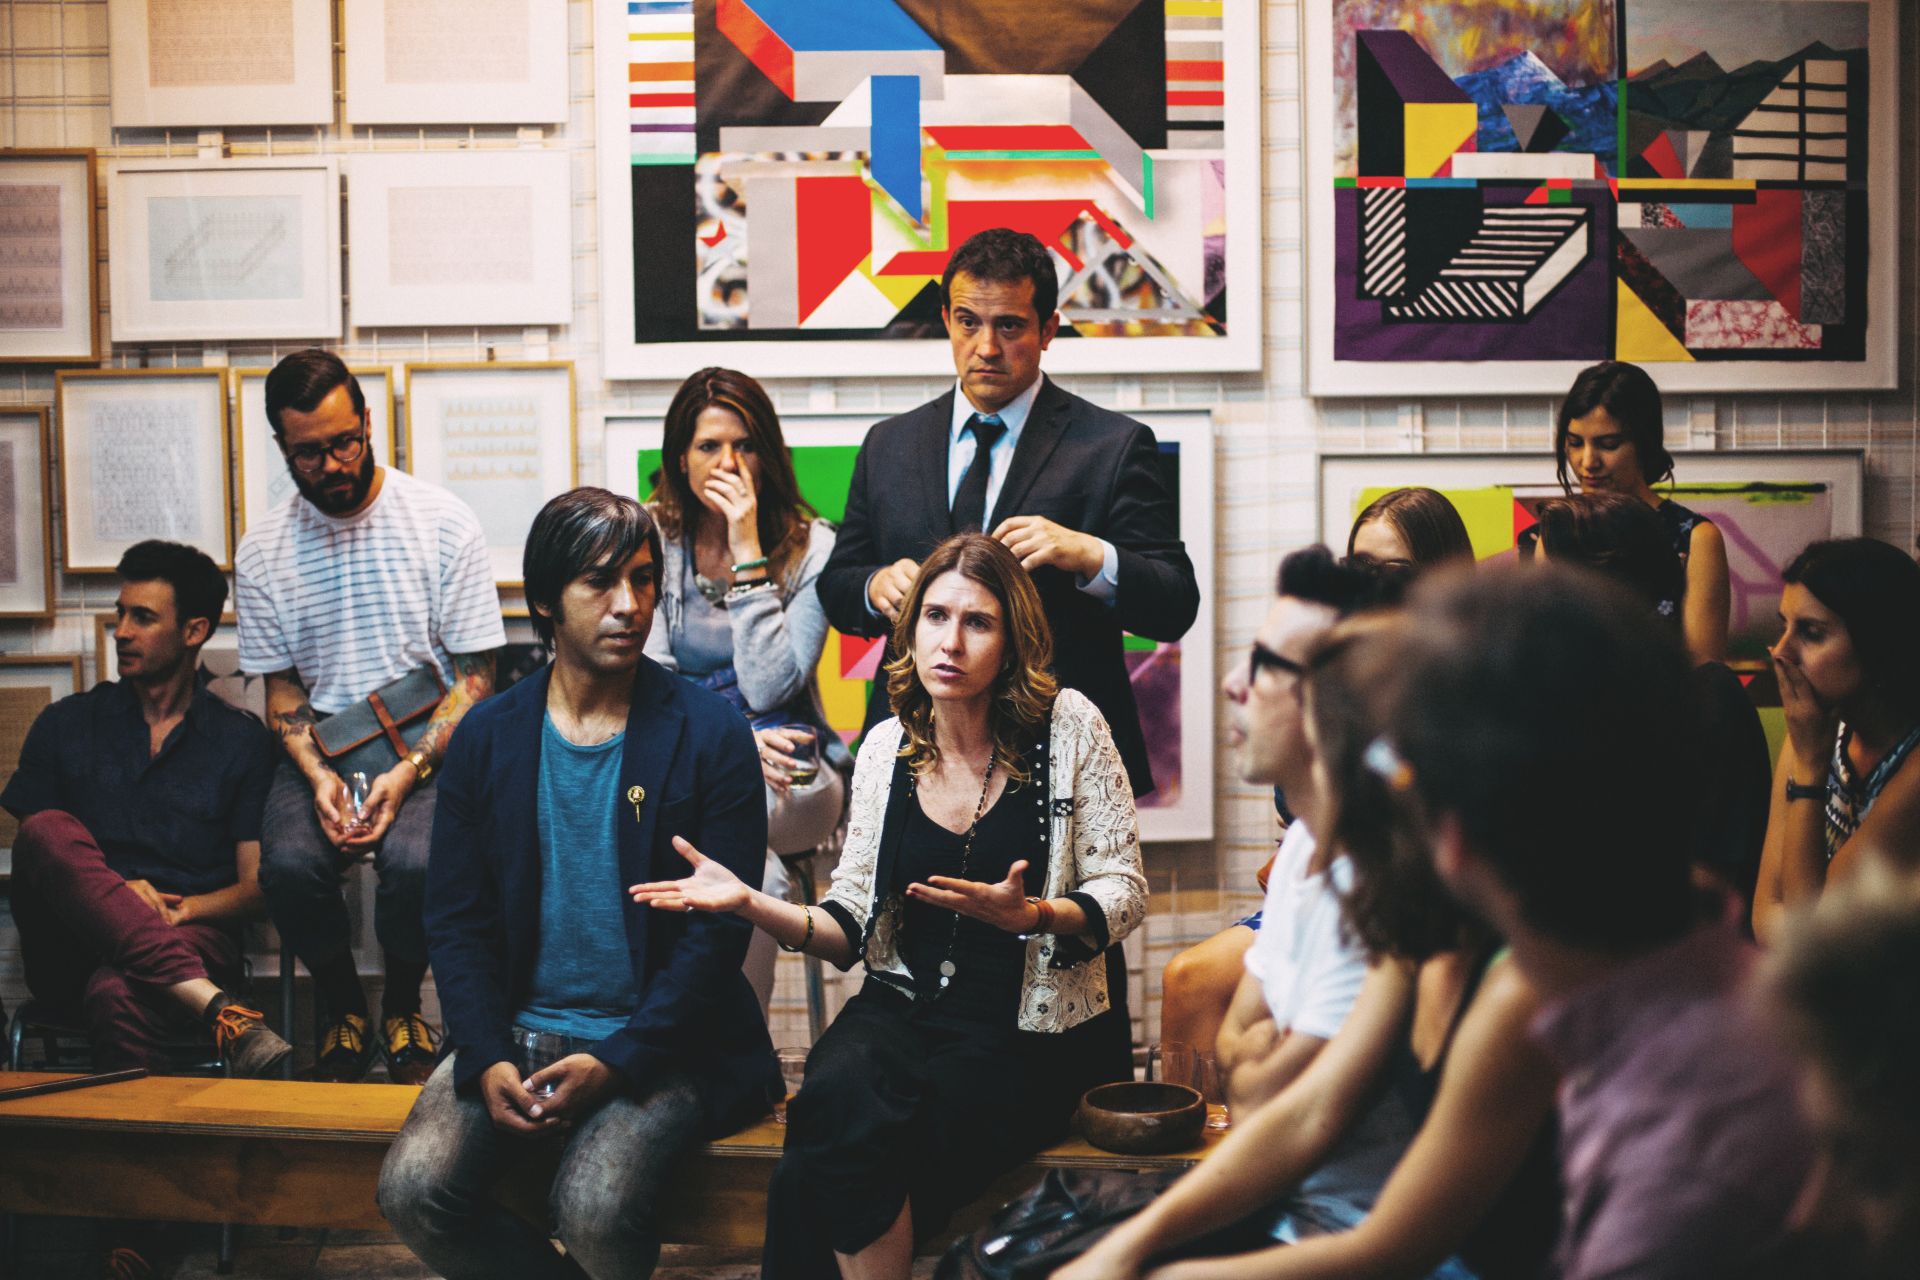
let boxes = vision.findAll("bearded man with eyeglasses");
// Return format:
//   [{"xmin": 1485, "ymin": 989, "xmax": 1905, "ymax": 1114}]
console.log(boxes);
[{"xmin": 235, "ymin": 349, "xmax": 506, "ymax": 1084}]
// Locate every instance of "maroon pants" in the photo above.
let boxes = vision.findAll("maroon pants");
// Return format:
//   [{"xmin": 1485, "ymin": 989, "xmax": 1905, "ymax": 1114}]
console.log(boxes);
[{"xmin": 11, "ymin": 810, "xmax": 241, "ymax": 1071}]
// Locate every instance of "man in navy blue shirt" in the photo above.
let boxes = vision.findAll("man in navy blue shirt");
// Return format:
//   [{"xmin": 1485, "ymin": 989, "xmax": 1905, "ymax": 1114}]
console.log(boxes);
[
  {"xmin": 378, "ymin": 488, "xmax": 778, "ymax": 1280},
  {"xmin": 2, "ymin": 541, "xmax": 289, "ymax": 1076}
]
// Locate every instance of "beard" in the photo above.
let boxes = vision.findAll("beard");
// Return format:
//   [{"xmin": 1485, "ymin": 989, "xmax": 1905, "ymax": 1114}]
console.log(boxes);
[{"xmin": 292, "ymin": 448, "xmax": 376, "ymax": 515}]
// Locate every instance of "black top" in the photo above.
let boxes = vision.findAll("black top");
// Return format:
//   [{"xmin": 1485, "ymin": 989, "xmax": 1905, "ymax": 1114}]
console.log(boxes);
[
  {"xmin": 1689, "ymin": 661, "xmax": 1773, "ymax": 913},
  {"xmin": 1654, "ymin": 498, "xmax": 1710, "ymax": 563},
  {"xmin": 892, "ymin": 782, "xmax": 1044, "ymax": 1026},
  {"xmin": 1, "ymin": 676, "xmax": 275, "ymax": 895}
]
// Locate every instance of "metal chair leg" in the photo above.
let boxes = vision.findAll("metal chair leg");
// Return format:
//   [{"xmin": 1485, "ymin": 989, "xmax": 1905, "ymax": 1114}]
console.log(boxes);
[
  {"xmin": 217, "ymin": 1222, "xmax": 234, "ymax": 1274},
  {"xmin": 279, "ymin": 939, "xmax": 297, "ymax": 1082}
]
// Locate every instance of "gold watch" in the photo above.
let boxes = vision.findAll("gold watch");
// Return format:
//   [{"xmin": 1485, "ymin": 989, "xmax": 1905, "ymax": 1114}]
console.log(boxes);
[{"xmin": 406, "ymin": 748, "xmax": 434, "ymax": 783}]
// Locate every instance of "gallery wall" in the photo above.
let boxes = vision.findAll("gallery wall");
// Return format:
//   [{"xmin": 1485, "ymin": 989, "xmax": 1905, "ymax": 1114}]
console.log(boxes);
[{"xmin": 1, "ymin": 0, "xmax": 1916, "ymax": 1047}]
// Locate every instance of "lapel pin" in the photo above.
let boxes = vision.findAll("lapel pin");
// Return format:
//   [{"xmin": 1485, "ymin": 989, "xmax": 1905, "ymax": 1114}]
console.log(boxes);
[{"xmin": 627, "ymin": 784, "xmax": 646, "ymax": 820}]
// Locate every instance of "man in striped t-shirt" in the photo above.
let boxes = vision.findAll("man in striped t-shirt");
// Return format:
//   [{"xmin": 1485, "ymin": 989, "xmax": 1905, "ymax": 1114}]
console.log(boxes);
[{"xmin": 237, "ymin": 350, "xmax": 506, "ymax": 1084}]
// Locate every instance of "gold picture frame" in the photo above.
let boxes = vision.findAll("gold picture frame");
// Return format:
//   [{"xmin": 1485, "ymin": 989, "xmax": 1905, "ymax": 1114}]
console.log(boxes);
[{"xmin": 0, "ymin": 407, "xmax": 56, "ymax": 619}]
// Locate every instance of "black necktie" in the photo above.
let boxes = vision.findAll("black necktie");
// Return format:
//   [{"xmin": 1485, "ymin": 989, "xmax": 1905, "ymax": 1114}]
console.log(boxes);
[{"xmin": 951, "ymin": 413, "xmax": 1006, "ymax": 533}]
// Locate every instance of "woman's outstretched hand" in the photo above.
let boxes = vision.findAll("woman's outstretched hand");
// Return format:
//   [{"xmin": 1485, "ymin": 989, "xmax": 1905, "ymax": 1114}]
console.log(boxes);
[
  {"xmin": 629, "ymin": 836, "xmax": 751, "ymax": 914},
  {"xmin": 906, "ymin": 859, "xmax": 1038, "ymax": 933}
]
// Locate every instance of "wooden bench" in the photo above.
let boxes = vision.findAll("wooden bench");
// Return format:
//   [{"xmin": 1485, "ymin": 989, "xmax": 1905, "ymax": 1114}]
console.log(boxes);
[{"xmin": 0, "ymin": 1071, "xmax": 1220, "ymax": 1251}]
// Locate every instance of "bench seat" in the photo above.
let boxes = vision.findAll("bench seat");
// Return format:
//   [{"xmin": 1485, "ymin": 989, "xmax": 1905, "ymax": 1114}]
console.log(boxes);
[{"xmin": 0, "ymin": 1071, "xmax": 1218, "ymax": 1250}]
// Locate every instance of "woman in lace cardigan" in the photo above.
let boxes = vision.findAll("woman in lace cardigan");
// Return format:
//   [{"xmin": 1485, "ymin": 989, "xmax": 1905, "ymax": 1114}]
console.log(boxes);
[{"xmin": 631, "ymin": 532, "xmax": 1148, "ymax": 1280}]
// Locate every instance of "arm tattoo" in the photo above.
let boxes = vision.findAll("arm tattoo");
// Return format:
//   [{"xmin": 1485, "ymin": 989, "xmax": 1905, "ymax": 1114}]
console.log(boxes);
[
  {"xmin": 265, "ymin": 669, "xmax": 319, "ymax": 745},
  {"xmin": 412, "ymin": 649, "xmax": 499, "ymax": 769}
]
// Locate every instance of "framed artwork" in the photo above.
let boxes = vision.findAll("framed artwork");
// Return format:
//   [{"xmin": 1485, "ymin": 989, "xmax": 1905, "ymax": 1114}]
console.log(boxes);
[
  {"xmin": 605, "ymin": 407, "xmax": 1216, "ymax": 842},
  {"xmin": 107, "ymin": 158, "xmax": 343, "ymax": 343},
  {"xmin": 0, "ymin": 409, "xmax": 55, "ymax": 619},
  {"xmin": 592, "ymin": 0, "xmax": 1262, "ymax": 380},
  {"xmin": 93, "ymin": 613, "xmax": 264, "ymax": 719},
  {"xmin": 0, "ymin": 654, "xmax": 85, "ymax": 876},
  {"xmin": 0, "ymin": 149, "xmax": 100, "ymax": 363},
  {"xmin": 403, "ymin": 362, "xmax": 578, "ymax": 587},
  {"xmin": 1304, "ymin": 0, "xmax": 1900, "ymax": 395},
  {"xmin": 56, "ymin": 368, "xmax": 233, "ymax": 573},
  {"xmin": 343, "ymin": 0, "xmax": 569, "ymax": 124},
  {"xmin": 107, "ymin": 0, "xmax": 334, "ymax": 127},
  {"xmin": 346, "ymin": 151, "xmax": 572, "ymax": 328},
  {"xmin": 233, "ymin": 364, "xmax": 395, "ymax": 536},
  {"xmin": 1318, "ymin": 449, "xmax": 1865, "ymax": 668}
]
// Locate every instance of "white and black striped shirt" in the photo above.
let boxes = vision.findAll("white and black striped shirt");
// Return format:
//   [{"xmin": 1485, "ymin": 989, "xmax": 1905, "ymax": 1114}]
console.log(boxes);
[{"xmin": 235, "ymin": 467, "xmax": 506, "ymax": 713}]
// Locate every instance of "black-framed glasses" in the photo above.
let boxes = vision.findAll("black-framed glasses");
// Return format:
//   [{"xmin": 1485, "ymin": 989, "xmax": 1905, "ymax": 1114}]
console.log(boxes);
[
  {"xmin": 1248, "ymin": 641, "xmax": 1306, "ymax": 685},
  {"xmin": 284, "ymin": 429, "xmax": 368, "ymax": 475}
]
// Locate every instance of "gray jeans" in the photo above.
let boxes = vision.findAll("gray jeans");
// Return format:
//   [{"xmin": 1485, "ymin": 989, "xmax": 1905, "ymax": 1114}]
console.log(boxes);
[
  {"xmin": 378, "ymin": 1051, "xmax": 706, "ymax": 1280},
  {"xmin": 259, "ymin": 760, "xmax": 434, "ymax": 966}
]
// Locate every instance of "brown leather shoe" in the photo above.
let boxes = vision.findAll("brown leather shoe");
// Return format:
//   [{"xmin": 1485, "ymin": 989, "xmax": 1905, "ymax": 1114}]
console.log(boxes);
[
  {"xmin": 313, "ymin": 1012, "xmax": 375, "ymax": 1083},
  {"xmin": 209, "ymin": 1002, "xmax": 293, "ymax": 1078},
  {"xmin": 381, "ymin": 1013, "xmax": 439, "ymax": 1085}
]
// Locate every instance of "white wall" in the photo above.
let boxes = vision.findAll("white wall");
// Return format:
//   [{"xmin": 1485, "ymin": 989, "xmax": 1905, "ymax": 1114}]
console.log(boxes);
[{"xmin": 2, "ymin": 0, "xmax": 1916, "ymax": 1046}]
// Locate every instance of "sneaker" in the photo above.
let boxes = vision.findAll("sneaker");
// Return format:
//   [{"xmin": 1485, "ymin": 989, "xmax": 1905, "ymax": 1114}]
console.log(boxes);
[
  {"xmin": 381, "ymin": 1013, "xmax": 440, "ymax": 1085},
  {"xmin": 209, "ymin": 1002, "xmax": 293, "ymax": 1079},
  {"xmin": 313, "ymin": 1012, "xmax": 375, "ymax": 1083}
]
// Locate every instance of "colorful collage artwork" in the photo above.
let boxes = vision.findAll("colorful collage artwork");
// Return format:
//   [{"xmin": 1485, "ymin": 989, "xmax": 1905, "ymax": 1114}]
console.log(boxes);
[
  {"xmin": 596, "ymin": 0, "xmax": 1261, "ymax": 378},
  {"xmin": 1305, "ymin": 0, "xmax": 1899, "ymax": 394}
]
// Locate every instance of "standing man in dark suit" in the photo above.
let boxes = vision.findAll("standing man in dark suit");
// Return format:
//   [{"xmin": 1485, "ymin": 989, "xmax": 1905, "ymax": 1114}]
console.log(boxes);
[
  {"xmin": 378, "ymin": 487, "xmax": 778, "ymax": 1280},
  {"xmin": 818, "ymin": 227, "xmax": 1201, "ymax": 797}
]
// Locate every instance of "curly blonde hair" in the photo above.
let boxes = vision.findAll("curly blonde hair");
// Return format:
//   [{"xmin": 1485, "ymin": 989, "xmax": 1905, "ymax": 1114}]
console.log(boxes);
[{"xmin": 883, "ymin": 534, "xmax": 1058, "ymax": 785}]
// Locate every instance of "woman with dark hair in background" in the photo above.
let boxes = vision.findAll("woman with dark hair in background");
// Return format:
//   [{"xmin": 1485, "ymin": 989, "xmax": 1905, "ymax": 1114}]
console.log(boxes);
[
  {"xmin": 631, "ymin": 533, "xmax": 1146, "ymax": 1280},
  {"xmin": 1522, "ymin": 492, "xmax": 1772, "ymax": 918},
  {"xmin": 1753, "ymin": 537, "xmax": 1920, "ymax": 943},
  {"xmin": 1346, "ymin": 487, "xmax": 1475, "ymax": 574},
  {"xmin": 1555, "ymin": 360, "xmax": 1730, "ymax": 663},
  {"xmin": 643, "ymin": 367, "xmax": 844, "ymax": 1013}
]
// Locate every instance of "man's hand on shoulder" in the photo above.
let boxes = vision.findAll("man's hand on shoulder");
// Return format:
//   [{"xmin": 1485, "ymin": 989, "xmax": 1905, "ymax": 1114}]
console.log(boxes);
[
  {"xmin": 867, "ymin": 557, "xmax": 920, "ymax": 622},
  {"xmin": 992, "ymin": 515, "xmax": 1104, "ymax": 580},
  {"xmin": 524, "ymin": 1053, "xmax": 618, "ymax": 1123},
  {"xmin": 480, "ymin": 1060, "xmax": 560, "ymax": 1134}
]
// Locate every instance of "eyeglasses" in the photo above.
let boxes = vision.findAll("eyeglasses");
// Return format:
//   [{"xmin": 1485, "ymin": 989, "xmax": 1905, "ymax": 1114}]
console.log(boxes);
[
  {"xmin": 1248, "ymin": 641, "xmax": 1306, "ymax": 685},
  {"xmin": 283, "ymin": 429, "xmax": 368, "ymax": 475}
]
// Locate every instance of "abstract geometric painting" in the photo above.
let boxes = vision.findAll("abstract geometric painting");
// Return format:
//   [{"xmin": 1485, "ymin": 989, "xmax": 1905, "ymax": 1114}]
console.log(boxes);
[
  {"xmin": 595, "ymin": 0, "xmax": 1260, "ymax": 378},
  {"xmin": 1305, "ymin": 0, "xmax": 1898, "ymax": 394}
]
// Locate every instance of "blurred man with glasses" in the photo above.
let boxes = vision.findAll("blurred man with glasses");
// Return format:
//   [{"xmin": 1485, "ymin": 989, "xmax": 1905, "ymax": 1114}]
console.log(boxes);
[{"xmin": 235, "ymin": 350, "xmax": 506, "ymax": 1083}]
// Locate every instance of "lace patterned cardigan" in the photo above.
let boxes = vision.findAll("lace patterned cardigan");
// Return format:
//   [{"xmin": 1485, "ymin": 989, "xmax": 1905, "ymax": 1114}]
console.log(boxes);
[{"xmin": 816, "ymin": 688, "xmax": 1148, "ymax": 1033}]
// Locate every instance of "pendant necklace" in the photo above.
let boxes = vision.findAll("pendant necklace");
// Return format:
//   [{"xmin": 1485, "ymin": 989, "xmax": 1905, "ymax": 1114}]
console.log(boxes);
[{"xmin": 934, "ymin": 750, "xmax": 997, "ymax": 993}]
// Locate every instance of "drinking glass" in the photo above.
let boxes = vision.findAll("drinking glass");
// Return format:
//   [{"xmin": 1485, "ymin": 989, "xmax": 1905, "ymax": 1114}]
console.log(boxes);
[
  {"xmin": 777, "ymin": 725, "xmax": 822, "ymax": 792},
  {"xmin": 345, "ymin": 771, "xmax": 372, "ymax": 836},
  {"xmin": 514, "ymin": 1028, "xmax": 568, "ymax": 1098},
  {"xmin": 775, "ymin": 1047, "xmax": 809, "ymax": 1124}
]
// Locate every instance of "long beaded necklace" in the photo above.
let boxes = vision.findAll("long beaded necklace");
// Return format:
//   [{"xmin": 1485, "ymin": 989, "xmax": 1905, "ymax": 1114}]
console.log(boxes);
[{"xmin": 927, "ymin": 749, "xmax": 997, "ymax": 994}]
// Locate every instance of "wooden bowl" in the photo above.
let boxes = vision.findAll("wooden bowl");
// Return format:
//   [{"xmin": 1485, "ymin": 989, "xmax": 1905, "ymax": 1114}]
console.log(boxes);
[{"xmin": 1075, "ymin": 1081, "xmax": 1206, "ymax": 1155}]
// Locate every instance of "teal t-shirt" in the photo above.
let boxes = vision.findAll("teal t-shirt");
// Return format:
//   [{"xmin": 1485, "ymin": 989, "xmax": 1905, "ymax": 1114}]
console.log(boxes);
[{"xmin": 512, "ymin": 714, "xmax": 640, "ymax": 1041}]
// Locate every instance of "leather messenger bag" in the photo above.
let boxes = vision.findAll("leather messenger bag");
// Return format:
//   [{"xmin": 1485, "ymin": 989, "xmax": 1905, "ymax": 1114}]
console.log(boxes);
[{"xmin": 310, "ymin": 665, "xmax": 445, "ymax": 782}]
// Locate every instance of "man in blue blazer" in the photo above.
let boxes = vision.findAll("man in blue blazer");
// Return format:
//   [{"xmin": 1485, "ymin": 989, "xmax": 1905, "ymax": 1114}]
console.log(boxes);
[{"xmin": 379, "ymin": 487, "xmax": 778, "ymax": 1280}]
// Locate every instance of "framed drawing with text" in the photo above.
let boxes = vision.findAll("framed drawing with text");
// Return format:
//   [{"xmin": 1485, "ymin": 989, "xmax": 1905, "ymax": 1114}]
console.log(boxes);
[
  {"xmin": 1303, "ymin": 0, "xmax": 1900, "ymax": 395},
  {"xmin": 56, "ymin": 368, "xmax": 233, "ymax": 573},
  {"xmin": 343, "ymin": 0, "xmax": 569, "ymax": 124},
  {"xmin": 0, "ymin": 654, "xmax": 84, "ymax": 876},
  {"xmin": 347, "ymin": 151, "xmax": 572, "ymax": 327},
  {"xmin": 233, "ymin": 364, "xmax": 396, "ymax": 537},
  {"xmin": 403, "ymin": 362, "xmax": 577, "ymax": 587},
  {"xmin": 604, "ymin": 407, "xmax": 1216, "ymax": 843},
  {"xmin": 107, "ymin": 158, "xmax": 342, "ymax": 343},
  {"xmin": 593, "ymin": 0, "xmax": 1262, "ymax": 379},
  {"xmin": 108, "ymin": 0, "xmax": 333, "ymax": 127},
  {"xmin": 0, "ymin": 149, "xmax": 100, "ymax": 364},
  {"xmin": 0, "ymin": 408, "xmax": 55, "ymax": 619}
]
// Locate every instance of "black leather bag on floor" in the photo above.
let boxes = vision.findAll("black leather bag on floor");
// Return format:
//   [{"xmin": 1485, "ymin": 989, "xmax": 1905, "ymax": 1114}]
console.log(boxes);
[{"xmin": 934, "ymin": 1167, "xmax": 1183, "ymax": 1280}]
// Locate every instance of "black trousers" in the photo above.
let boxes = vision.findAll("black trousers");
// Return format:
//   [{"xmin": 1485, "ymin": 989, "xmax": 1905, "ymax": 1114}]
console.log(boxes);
[{"xmin": 761, "ymin": 980, "xmax": 1124, "ymax": 1278}]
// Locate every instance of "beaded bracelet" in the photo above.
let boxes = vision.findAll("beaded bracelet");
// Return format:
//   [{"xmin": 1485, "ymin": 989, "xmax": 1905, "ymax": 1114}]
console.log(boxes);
[
  {"xmin": 731, "ymin": 556, "xmax": 770, "ymax": 573},
  {"xmin": 779, "ymin": 905, "xmax": 814, "ymax": 953}
]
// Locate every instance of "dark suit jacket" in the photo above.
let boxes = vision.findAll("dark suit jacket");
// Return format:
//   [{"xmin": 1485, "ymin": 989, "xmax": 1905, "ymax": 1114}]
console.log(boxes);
[
  {"xmin": 425, "ymin": 658, "xmax": 779, "ymax": 1137},
  {"xmin": 817, "ymin": 377, "xmax": 1200, "ymax": 795}
]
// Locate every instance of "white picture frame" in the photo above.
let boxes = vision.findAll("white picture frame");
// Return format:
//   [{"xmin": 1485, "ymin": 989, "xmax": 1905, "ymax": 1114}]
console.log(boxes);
[
  {"xmin": 403, "ymin": 361, "xmax": 578, "ymax": 587},
  {"xmin": 56, "ymin": 368, "xmax": 233, "ymax": 573},
  {"xmin": 0, "ymin": 149, "xmax": 101, "ymax": 363},
  {"xmin": 1302, "ymin": 0, "xmax": 1901, "ymax": 395},
  {"xmin": 591, "ymin": 0, "xmax": 1263, "ymax": 380},
  {"xmin": 232, "ymin": 364, "xmax": 395, "ymax": 537},
  {"xmin": 0, "ymin": 654, "xmax": 85, "ymax": 877},
  {"xmin": 346, "ymin": 151, "xmax": 572, "ymax": 327},
  {"xmin": 107, "ymin": 158, "xmax": 343, "ymax": 343},
  {"xmin": 0, "ymin": 408, "xmax": 55, "ymax": 619},
  {"xmin": 343, "ymin": 0, "xmax": 569, "ymax": 125},
  {"xmin": 603, "ymin": 407, "xmax": 1216, "ymax": 843},
  {"xmin": 108, "ymin": 0, "xmax": 334, "ymax": 127}
]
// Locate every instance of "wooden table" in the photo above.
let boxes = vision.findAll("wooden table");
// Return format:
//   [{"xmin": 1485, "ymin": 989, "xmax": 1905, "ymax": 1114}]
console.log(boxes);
[{"xmin": 0, "ymin": 1072, "xmax": 1221, "ymax": 1247}]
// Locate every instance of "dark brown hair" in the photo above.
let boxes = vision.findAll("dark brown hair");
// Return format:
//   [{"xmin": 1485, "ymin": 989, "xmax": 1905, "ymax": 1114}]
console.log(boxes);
[
  {"xmin": 883, "ymin": 534, "xmax": 1058, "ymax": 785},
  {"xmin": 263, "ymin": 349, "xmax": 364, "ymax": 434},
  {"xmin": 1783, "ymin": 538, "xmax": 1920, "ymax": 722},
  {"xmin": 1347, "ymin": 487, "xmax": 1474, "ymax": 569},
  {"xmin": 941, "ymin": 227, "xmax": 1059, "ymax": 321},
  {"xmin": 650, "ymin": 368, "xmax": 817, "ymax": 583},
  {"xmin": 523, "ymin": 487, "xmax": 663, "ymax": 647},
  {"xmin": 1524, "ymin": 491, "xmax": 1685, "ymax": 616},
  {"xmin": 1555, "ymin": 360, "xmax": 1675, "ymax": 493}
]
